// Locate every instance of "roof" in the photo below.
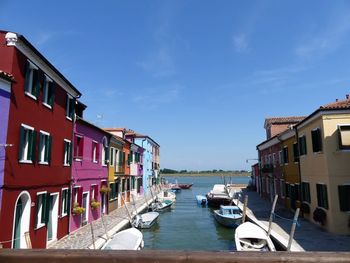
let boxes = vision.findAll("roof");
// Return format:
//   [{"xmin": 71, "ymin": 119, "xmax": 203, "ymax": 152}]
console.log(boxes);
[
  {"xmin": 320, "ymin": 96, "xmax": 350, "ymax": 110},
  {"xmin": 0, "ymin": 70, "xmax": 15, "ymax": 82},
  {"xmin": 264, "ymin": 116, "xmax": 306, "ymax": 128},
  {"xmin": 104, "ymin": 128, "xmax": 126, "ymax": 132},
  {"xmin": 1, "ymin": 30, "xmax": 81, "ymax": 97},
  {"xmin": 105, "ymin": 127, "xmax": 160, "ymax": 147},
  {"xmin": 76, "ymin": 117, "xmax": 111, "ymax": 137}
]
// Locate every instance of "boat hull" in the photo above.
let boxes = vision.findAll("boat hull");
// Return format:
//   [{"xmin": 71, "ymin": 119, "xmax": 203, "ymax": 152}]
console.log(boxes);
[
  {"xmin": 206, "ymin": 195, "xmax": 232, "ymax": 207},
  {"xmin": 178, "ymin": 183, "xmax": 193, "ymax": 189},
  {"xmin": 213, "ymin": 210, "xmax": 242, "ymax": 228}
]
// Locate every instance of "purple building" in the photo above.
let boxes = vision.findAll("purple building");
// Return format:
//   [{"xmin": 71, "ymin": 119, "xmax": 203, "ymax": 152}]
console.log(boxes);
[
  {"xmin": 130, "ymin": 143, "xmax": 144, "ymax": 198},
  {"xmin": 70, "ymin": 112, "xmax": 110, "ymax": 232},
  {"xmin": 0, "ymin": 71, "xmax": 13, "ymax": 213}
]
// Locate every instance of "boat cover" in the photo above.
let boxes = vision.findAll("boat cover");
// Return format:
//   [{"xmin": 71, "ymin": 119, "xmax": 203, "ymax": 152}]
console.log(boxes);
[
  {"xmin": 103, "ymin": 228, "xmax": 143, "ymax": 250},
  {"xmin": 235, "ymin": 222, "xmax": 268, "ymax": 240}
]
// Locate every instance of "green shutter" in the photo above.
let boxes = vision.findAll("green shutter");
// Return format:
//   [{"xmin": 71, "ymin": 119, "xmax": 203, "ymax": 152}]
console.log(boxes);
[
  {"xmin": 47, "ymin": 136, "xmax": 52, "ymax": 163},
  {"xmin": 322, "ymin": 185, "xmax": 328, "ymax": 209},
  {"xmin": 18, "ymin": 126, "xmax": 25, "ymax": 160},
  {"xmin": 69, "ymin": 98, "xmax": 75, "ymax": 119},
  {"xmin": 35, "ymin": 195, "xmax": 40, "ymax": 227},
  {"xmin": 32, "ymin": 69, "xmax": 40, "ymax": 98},
  {"xmin": 44, "ymin": 193, "xmax": 51, "ymax": 224},
  {"xmin": 49, "ymin": 82, "xmax": 55, "ymax": 107},
  {"xmin": 24, "ymin": 62, "xmax": 31, "ymax": 92},
  {"xmin": 338, "ymin": 185, "xmax": 350, "ymax": 211},
  {"xmin": 67, "ymin": 189, "xmax": 71, "ymax": 215},
  {"xmin": 69, "ymin": 142, "xmax": 72, "ymax": 165},
  {"xmin": 39, "ymin": 133, "xmax": 44, "ymax": 162},
  {"xmin": 29, "ymin": 130, "xmax": 37, "ymax": 162}
]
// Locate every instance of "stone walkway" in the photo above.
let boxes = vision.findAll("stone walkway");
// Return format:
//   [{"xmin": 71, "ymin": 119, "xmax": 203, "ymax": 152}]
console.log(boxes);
[
  {"xmin": 49, "ymin": 190, "xmax": 158, "ymax": 249},
  {"xmin": 232, "ymin": 187, "xmax": 350, "ymax": 251}
]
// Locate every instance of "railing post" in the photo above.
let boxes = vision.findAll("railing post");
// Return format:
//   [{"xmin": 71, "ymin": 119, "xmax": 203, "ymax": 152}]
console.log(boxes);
[
  {"xmin": 267, "ymin": 194, "xmax": 278, "ymax": 236},
  {"xmin": 287, "ymin": 208, "xmax": 300, "ymax": 251}
]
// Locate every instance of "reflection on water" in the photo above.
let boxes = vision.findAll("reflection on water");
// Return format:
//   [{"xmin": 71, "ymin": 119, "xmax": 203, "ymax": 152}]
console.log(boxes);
[{"xmin": 142, "ymin": 175, "xmax": 250, "ymax": 251}]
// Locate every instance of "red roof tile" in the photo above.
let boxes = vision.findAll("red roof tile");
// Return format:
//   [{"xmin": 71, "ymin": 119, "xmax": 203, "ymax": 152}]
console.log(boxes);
[
  {"xmin": 264, "ymin": 116, "xmax": 306, "ymax": 127},
  {"xmin": 320, "ymin": 97, "xmax": 350, "ymax": 110}
]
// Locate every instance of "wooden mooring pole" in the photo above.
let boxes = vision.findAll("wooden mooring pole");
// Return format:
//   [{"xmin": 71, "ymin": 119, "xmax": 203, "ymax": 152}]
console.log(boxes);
[
  {"xmin": 267, "ymin": 195, "xmax": 278, "ymax": 236},
  {"xmin": 101, "ymin": 214, "xmax": 110, "ymax": 240},
  {"xmin": 287, "ymin": 208, "xmax": 300, "ymax": 251},
  {"xmin": 242, "ymin": 195, "xmax": 248, "ymax": 223},
  {"xmin": 90, "ymin": 223, "xmax": 96, "ymax": 249},
  {"xmin": 121, "ymin": 195, "xmax": 133, "ymax": 223}
]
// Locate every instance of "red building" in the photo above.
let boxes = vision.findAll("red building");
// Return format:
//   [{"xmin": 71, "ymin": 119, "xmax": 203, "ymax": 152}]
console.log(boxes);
[{"xmin": 0, "ymin": 31, "xmax": 81, "ymax": 248}]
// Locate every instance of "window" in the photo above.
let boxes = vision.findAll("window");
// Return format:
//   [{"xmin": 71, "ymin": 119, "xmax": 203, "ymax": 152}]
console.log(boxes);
[
  {"xmin": 63, "ymin": 139, "xmax": 72, "ymax": 166},
  {"xmin": 42, "ymin": 75, "xmax": 55, "ymax": 108},
  {"xmin": 73, "ymin": 135, "xmax": 84, "ymax": 160},
  {"xmin": 272, "ymin": 153, "xmax": 276, "ymax": 166},
  {"xmin": 110, "ymin": 148, "xmax": 115, "ymax": 166},
  {"xmin": 279, "ymin": 151, "xmax": 283, "ymax": 165},
  {"xmin": 293, "ymin": 142, "xmax": 299, "ymax": 162},
  {"xmin": 61, "ymin": 188, "xmax": 69, "ymax": 216},
  {"xmin": 338, "ymin": 125, "xmax": 350, "ymax": 150},
  {"xmin": 36, "ymin": 192, "xmax": 48, "ymax": 228},
  {"xmin": 24, "ymin": 60, "xmax": 40, "ymax": 100},
  {"xmin": 299, "ymin": 135, "xmax": 307, "ymax": 156},
  {"xmin": 39, "ymin": 131, "xmax": 51, "ymax": 164},
  {"xmin": 128, "ymin": 152, "xmax": 132, "ymax": 165},
  {"xmin": 18, "ymin": 124, "xmax": 36, "ymax": 163},
  {"xmin": 301, "ymin": 182, "xmax": 311, "ymax": 203},
  {"xmin": 66, "ymin": 95, "xmax": 75, "ymax": 120},
  {"xmin": 316, "ymin": 183, "xmax": 329, "ymax": 209},
  {"xmin": 109, "ymin": 183, "xmax": 117, "ymax": 200},
  {"xmin": 285, "ymin": 183, "xmax": 291, "ymax": 198},
  {"xmin": 283, "ymin": 146, "xmax": 289, "ymax": 164},
  {"xmin": 102, "ymin": 146, "xmax": 108, "ymax": 166},
  {"xmin": 73, "ymin": 186, "xmax": 82, "ymax": 206},
  {"xmin": 90, "ymin": 185, "xmax": 98, "ymax": 201},
  {"xmin": 338, "ymin": 185, "xmax": 350, "ymax": 211},
  {"xmin": 92, "ymin": 141, "xmax": 99, "ymax": 163},
  {"xmin": 311, "ymin": 128, "xmax": 322, "ymax": 153}
]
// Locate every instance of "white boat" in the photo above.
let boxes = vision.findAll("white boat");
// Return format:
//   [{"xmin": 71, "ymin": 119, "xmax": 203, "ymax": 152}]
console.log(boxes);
[
  {"xmin": 151, "ymin": 199, "xmax": 173, "ymax": 212},
  {"xmin": 132, "ymin": 211, "xmax": 159, "ymax": 229},
  {"xmin": 196, "ymin": 194, "xmax": 207, "ymax": 205},
  {"xmin": 235, "ymin": 222, "xmax": 276, "ymax": 251},
  {"xmin": 213, "ymin": 205, "xmax": 242, "ymax": 228},
  {"xmin": 102, "ymin": 228, "xmax": 144, "ymax": 250},
  {"xmin": 157, "ymin": 190, "xmax": 176, "ymax": 202},
  {"xmin": 206, "ymin": 184, "xmax": 232, "ymax": 207}
]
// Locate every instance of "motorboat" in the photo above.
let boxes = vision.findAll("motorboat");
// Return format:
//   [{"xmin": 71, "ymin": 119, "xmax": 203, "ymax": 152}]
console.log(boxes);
[
  {"xmin": 170, "ymin": 184, "xmax": 181, "ymax": 192},
  {"xmin": 196, "ymin": 194, "xmax": 207, "ymax": 206},
  {"xmin": 206, "ymin": 184, "xmax": 232, "ymax": 207},
  {"xmin": 178, "ymin": 183, "xmax": 193, "ymax": 189},
  {"xmin": 235, "ymin": 222, "xmax": 276, "ymax": 251},
  {"xmin": 102, "ymin": 228, "xmax": 144, "ymax": 250},
  {"xmin": 157, "ymin": 190, "xmax": 176, "ymax": 202},
  {"xmin": 132, "ymin": 211, "xmax": 159, "ymax": 229},
  {"xmin": 151, "ymin": 199, "xmax": 173, "ymax": 212},
  {"xmin": 213, "ymin": 205, "xmax": 242, "ymax": 228}
]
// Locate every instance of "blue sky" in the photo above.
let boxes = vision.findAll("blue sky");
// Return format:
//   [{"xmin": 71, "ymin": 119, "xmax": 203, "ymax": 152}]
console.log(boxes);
[{"xmin": 2, "ymin": 1, "xmax": 350, "ymax": 171}]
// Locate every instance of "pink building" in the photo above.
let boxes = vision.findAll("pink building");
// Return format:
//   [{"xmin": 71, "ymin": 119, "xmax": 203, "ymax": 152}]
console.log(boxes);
[{"xmin": 70, "ymin": 110, "xmax": 110, "ymax": 232}]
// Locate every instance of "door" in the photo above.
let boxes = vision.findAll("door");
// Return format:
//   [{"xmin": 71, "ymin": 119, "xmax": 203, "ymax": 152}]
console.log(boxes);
[
  {"xmin": 13, "ymin": 199, "xmax": 23, "ymax": 248},
  {"xmin": 81, "ymin": 192, "xmax": 89, "ymax": 225},
  {"xmin": 47, "ymin": 193, "xmax": 58, "ymax": 243}
]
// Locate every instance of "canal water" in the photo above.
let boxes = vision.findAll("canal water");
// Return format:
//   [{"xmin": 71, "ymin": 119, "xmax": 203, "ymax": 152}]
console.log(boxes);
[{"xmin": 142, "ymin": 175, "xmax": 250, "ymax": 251}]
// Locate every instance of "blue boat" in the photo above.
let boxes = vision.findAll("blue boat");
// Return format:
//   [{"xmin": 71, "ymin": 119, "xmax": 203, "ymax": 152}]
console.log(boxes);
[
  {"xmin": 196, "ymin": 195, "xmax": 207, "ymax": 206},
  {"xmin": 213, "ymin": 205, "xmax": 242, "ymax": 228}
]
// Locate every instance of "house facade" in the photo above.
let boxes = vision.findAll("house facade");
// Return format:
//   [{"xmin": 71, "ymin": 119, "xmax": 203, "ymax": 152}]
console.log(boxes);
[
  {"xmin": 130, "ymin": 143, "xmax": 144, "ymax": 199},
  {"xmin": 107, "ymin": 135, "xmax": 124, "ymax": 213},
  {"xmin": 0, "ymin": 71, "xmax": 13, "ymax": 216},
  {"xmin": 0, "ymin": 31, "xmax": 81, "ymax": 248},
  {"xmin": 70, "ymin": 116, "xmax": 110, "ymax": 232},
  {"xmin": 296, "ymin": 97, "xmax": 350, "ymax": 235}
]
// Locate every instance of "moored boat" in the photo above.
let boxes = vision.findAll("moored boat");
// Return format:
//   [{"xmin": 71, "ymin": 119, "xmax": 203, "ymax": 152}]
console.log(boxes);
[
  {"xmin": 178, "ymin": 183, "xmax": 193, "ymax": 189},
  {"xmin": 157, "ymin": 190, "xmax": 176, "ymax": 202},
  {"xmin": 196, "ymin": 194, "xmax": 207, "ymax": 206},
  {"xmin": 213, "ymin": 205, "xmax": 242, "ymax": 228},
  {"xmin": 102, "ymin": 228, "xmax": 144, "ymax": 250},
  {"xmin": 235, "ymin": 222, "xmax": 276, "ymax": 251},
  {"xmin": 206, "ymin": 184, "xmax": 232, "ymax": 207},
  {"xmin": 132, "ymin": 211, "xmax": 159, "ymax": 229},
  {"xmin": 151, "ymin": 199, "xmax": 173, "ymax": 212}
]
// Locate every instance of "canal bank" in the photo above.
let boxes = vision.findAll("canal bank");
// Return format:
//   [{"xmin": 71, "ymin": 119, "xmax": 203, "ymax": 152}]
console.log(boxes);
[{"xmin": 231, "ymin": 186, "xmax": 350, "ymax": 251}]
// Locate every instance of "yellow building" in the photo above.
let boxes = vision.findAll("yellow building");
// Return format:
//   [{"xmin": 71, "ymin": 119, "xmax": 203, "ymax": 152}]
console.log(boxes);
[
  {"xmin": 296, "ymin": 97, "xmax": 350, "ymax": 234},
  {"xmin": 107, "ymin": 134, "xmax": 125, "ymax": 212},
  {"xmin": 278, "ymin": 128, "xmax": 301, "ymax": 211}
]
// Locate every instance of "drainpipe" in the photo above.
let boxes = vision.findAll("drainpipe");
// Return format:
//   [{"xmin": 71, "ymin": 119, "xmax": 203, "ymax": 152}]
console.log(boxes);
[
  {"xmin": 295, "ymin": 126, "xmax": 304, "ymax": 217},
  {"xmin": 141, "ymin": 139, "xmax": 147, "ymax": 193}
]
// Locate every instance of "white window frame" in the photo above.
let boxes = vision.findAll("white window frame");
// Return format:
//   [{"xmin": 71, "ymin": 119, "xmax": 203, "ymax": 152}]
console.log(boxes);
[
  {"xmin": 73, "ymin": 186, "xmax": 81, "ymax": 204},
  {"xmin": 338, "ymin": 124, "xmax": 350, "ymax": 151},
  {"xmin": 42, "ymin": 74, "xmax": 53, "ymax": 109},
  {"xmin": 36, "ymin": 191, "xmax": 47, "ymax": 229},
  {"xmin": 91, "ymin": 184, "xmax": 96, "ymax": 201},
  {"xmin": 283, "ymin": 146, "xmax": 289, "ymax": 165},
  {"xmin": 63, "ymin": 139, "xmax": 71, "ymax": 166},
  {"xmin": 61, "ymin": 188, "xmax": 69, "ymax": 217},
  {"xmin": 39, "ymin": 130, "xmax": 50, "ymax": 165},
  {"xmin": 92, "ymin": 140, "xmax": 98, "ymax": 163},
  {"xmin": 24, "ymin": 60, "xmax": 38, "ymax": 101},
  {"xmin": 66, "ymin": 94, "xmax": 73, "ymax": 121},
  {"xmin": 110, "ymin": 147, "xmax": 115, "ymax": 167},
  {"xmin": 19, "ymin": 124, "xmax": 35, "ymax": 164}
]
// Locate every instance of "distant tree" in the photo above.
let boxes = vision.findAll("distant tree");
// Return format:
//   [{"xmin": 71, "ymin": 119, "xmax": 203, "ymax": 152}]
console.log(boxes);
[
  {"xmin": 161, "ymin": 168, "xmax": 178, "ymax": 174},
  {"xmin": 179, "ymin": 170, "xmax": 187, "ymax": 173}
]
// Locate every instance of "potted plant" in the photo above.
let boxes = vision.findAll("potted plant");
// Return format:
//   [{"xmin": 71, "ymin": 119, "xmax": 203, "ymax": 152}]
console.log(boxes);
[
  {"xmin": 301, "ymin": 202, "xmax": 310, "ymax": 214},
  {"xmin": 100, "ymin": 185, "xmax": 110, "ymax": 194},
  {"xmin": 72, "ymin": 202, "xmax": 85, "ymax": 215},
  {"xmin": 90, "ymin": 198, "xmax": 100, "ymax": 209},
  {"xmin": 313, "ymin": 207, "xmax": 327, "ymax": 225}
]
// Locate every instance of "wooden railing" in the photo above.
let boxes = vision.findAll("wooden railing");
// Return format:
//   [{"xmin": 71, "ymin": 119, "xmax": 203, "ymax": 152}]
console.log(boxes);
[{"xmin": 1, "ymin": 250, "xmax": 350, "ymax": 263}]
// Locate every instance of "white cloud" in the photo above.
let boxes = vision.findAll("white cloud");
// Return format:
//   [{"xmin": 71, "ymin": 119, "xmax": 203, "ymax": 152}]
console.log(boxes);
[{"xmin": 232, "ymin": 34, "xmax": 249, "ymax": 53}]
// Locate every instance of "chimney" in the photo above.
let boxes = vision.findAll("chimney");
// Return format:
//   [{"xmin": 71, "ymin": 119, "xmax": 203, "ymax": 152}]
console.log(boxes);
[
  {"xmin": 336, "ymin": 99, "xmax": 339, "ymax": 102},
  {"xmin": 346, "ymin": 94, "xmax": 349, "ymax": 100},
  {"xmin": 5, "ymin": 32, "xmax": 17, "ymax": 46}
]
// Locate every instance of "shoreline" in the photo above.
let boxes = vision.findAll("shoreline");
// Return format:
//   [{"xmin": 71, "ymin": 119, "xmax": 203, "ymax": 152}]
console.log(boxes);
[{"xmin": 161, "ymin": 172, "xmax": 251, "ymax": 177}]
